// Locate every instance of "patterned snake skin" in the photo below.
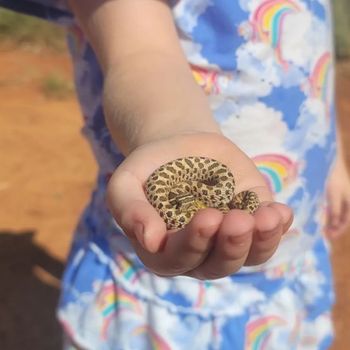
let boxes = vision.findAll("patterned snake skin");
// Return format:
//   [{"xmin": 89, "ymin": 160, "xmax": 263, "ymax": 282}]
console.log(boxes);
[{"xmin": 145, "ymin": 156, "xmax": 260, "ymax": 229}]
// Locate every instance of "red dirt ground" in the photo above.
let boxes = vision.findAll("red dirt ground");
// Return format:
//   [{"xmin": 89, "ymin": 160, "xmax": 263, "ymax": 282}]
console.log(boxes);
[{"xmin": 0, "ymin": 46, "xmax": 349, "ymax": 349}]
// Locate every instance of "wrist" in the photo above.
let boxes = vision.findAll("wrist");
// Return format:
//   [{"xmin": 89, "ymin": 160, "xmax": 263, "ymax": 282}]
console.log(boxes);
[
  {"xmin": 103, "ymin": 56, "xmax": 221, "ymax": 154},
  {"xmin": 130, "ymin": 120, "xmax": 222, "ymax": 152}
]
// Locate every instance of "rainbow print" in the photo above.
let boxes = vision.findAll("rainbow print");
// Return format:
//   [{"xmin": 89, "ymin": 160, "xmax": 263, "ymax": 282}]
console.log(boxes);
[
  {"xmin": 194, "ymin": 281, "xmax": 211, "ymax": 308},
  {"xmin": 131, "ymin": 325, "xmax": 172, "ymax": 350},
  {"xmin": 97, "ymin": 283, "xmax": 142, "ymax": 339},
  {"xmin": 251, "ymin": 0, "xmax": 301, "ymax": 68},
  {"xmin": 253, "ymin": 154, "xmax": 298, "ymax": 193},
  {"xmin": 191, "ymin": 65, "xmax": 220, "ymax": 95},
  {"xmin": 60, "ymin": 319, "xmax": 76, "ymax": 341},
  {"xmin": 67, "ymin": 24, "xmax": 85, "ymax": 56},
  {"xmin": 116, "ymin": 255, "xmax": 147, "ymax": 285},
  {"xmin": 245, "ymin": 315, "xmax": 287, "ymax": 350},
  {"xmin": 309, "ymin": 52, "xmax": 332, "ymax": 105},
  {"xmin": 268, "ymin": 254, "xmax": 303, "ymax": 278},
  {"xmin": 289, "ymin": 313, "xmax": 303, "ymax": 344},
  {"xmin": 269, "ymin": 262, "xmax": 291, "ymax": 278}
]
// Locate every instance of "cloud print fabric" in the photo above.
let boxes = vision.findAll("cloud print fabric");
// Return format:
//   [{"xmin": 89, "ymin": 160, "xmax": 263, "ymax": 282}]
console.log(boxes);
[{"xmin": 0, "ymin": 0, "xmax": 336, "ymax": 348}]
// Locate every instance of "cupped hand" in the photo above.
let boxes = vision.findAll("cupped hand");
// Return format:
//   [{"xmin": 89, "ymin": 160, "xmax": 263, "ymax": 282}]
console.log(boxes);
[{"xmin": 107, "ymin": 132, "xmax": 293, "ymax": 279}]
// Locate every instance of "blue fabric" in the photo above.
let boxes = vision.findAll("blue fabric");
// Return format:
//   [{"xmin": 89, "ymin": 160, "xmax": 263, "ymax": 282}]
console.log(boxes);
[
  {"xmin": 0, "ymin": 0, "xmax": 72, "ymax": 24},
  {"xmin": 1, "ymin": 0, "xmax": 337, "ymax": 348}
]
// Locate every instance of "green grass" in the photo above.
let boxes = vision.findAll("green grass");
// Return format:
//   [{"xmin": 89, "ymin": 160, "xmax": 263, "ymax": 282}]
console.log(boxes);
[
  {"xmin": 40, "ymin": 73, "xmax": 74, "ymax": 99},
  {"xmin": 0, "ymin": 8, "xmax": 66, "ymax": 50}
]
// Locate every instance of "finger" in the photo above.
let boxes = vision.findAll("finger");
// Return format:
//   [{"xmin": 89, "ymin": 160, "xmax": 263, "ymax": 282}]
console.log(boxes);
[
  {"xmin": 267, "ymin": 202, "xmax": 294, "ymax": 233},
  {"xmin": 326, "ymin": 189, "xmax": 343, "ymax": 230},
  {"xmin": 340, "ymin": 200, "xmax": 350, "ymax": 229},
  {"xmin": 245, "ymin": 204, "xmax": 284, "ymax": 266},
  {"xmin": 166, "ymin": 208, "xmax": 223, "ymax": 258},
  {"xmin": 107, "ymin": 169, "xmax": 167, "ymax": 253},
  {"xmin": 238, "ymin": 183, "xmax": 293, "ymax": 235},
  {"xmin": 327, "ymin": 199, "xmax": 350, "ymax": 239},
  {"xmin": 139, "ymin": 208, "xmax": 223, "ymax": 276},
  {"xmin": 325, "ymin": 189, "xmax": 344, "ymax": 239},
  {"xmin": 188, "ymin": 210, "xmax": 254, "ymax": 279}
]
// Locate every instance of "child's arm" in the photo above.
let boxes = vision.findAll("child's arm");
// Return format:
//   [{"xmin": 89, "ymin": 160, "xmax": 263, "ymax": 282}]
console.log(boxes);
[
  {"xmin": 68, "ymin": 0, "xmax": 293, "ymax": 279},
  {"xmin": 69, "ymin": 0, "xmax": 220, "ymax": 154}
]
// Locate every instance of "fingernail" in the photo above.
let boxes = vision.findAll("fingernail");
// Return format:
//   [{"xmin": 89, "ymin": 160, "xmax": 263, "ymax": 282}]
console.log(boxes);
[{"xmin": 134, "ymin": 223, "xmax": 145, "ymax": 247}]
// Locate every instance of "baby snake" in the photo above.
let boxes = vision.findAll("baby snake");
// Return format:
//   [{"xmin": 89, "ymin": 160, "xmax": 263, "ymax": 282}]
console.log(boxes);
[{"xmin": 145, "ymin": 156, "xmax": 260, "ymax": 230}]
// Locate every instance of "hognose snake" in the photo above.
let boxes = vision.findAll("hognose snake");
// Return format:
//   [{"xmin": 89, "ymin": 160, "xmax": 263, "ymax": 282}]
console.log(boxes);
[{"xmin": 145, "ymin": 156, "xmax": 260, "ymax": 230}]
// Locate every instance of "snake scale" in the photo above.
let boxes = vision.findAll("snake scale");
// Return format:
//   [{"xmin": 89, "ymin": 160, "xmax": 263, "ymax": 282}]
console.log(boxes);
[{"xmin": 145, "ymin": 156, "xmax": 260, "ymax": 230}]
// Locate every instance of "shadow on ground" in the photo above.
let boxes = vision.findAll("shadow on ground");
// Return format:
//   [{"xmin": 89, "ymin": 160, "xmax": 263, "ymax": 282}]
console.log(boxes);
[{"xmin": 0, "ymin": 231, "xmax": 64, "ymax": 350}]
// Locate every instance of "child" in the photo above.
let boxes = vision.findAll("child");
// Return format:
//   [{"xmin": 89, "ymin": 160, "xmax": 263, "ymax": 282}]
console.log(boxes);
[{"xmin": 2, "ymin": 0, "xmax": 350, "ymax": 349}]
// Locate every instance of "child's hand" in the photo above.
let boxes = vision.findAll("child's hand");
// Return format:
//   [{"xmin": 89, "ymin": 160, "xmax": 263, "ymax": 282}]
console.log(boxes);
[
  {"xmin": 107, "ymin": 132, "xmax": 293, "ymax": 279},
  {"xmin": 325, "ymin": 155, "xmax": 350, "ymax": 239}
]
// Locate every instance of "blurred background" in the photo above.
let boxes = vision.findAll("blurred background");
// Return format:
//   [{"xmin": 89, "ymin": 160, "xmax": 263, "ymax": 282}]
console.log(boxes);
[
  {"xmin": 334, "ymin": 0, "xmax": 350, "ymax": 58},
  {"xmin": 0, "ymin": 2, "xmax": 349, "ymax": 350}
]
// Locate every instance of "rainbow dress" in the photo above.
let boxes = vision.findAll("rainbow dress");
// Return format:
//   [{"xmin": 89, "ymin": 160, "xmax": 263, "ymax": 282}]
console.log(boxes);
[{"xmin": 1, "ymin": 0, "xmax": 337, "ymax": 349}]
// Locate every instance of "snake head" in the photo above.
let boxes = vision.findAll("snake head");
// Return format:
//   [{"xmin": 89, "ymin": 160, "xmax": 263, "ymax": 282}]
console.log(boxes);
[
  {"xmin": 180, "ymin": 199, "xmax": 208, "ymax": 212},
  {"xmin": 169, "ymin": 191, "xmax": 206, "ymax": 210}
]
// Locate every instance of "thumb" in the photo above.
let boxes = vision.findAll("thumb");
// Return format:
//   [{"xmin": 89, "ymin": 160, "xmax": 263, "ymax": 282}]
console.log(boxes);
[{"xmin": 107, "ymin": 169, "xmax": 167, "ymax": 253}]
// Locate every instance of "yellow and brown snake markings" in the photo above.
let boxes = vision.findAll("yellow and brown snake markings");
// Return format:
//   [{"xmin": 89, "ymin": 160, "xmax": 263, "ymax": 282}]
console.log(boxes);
[{"xmin": 145, "ymin": 156, "xmax": 260, "ymax": 230}]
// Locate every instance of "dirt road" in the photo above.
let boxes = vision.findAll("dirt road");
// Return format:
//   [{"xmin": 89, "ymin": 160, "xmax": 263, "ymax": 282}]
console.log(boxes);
[{"xmin": 0, "ymin": 46, "xmax": 349, "ymax": 349}]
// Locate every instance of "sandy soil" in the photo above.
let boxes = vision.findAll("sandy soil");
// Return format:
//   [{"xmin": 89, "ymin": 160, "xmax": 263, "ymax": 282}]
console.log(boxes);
[{"xmin": 0, "ymin": 46, "xmax": 349, "ymax": 349}]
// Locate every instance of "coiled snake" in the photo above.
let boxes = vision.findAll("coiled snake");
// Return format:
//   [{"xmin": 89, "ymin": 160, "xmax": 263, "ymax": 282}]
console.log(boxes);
[{"xmin": 145, "ymin": 156, "xmax": 260, "ymax": 229}]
